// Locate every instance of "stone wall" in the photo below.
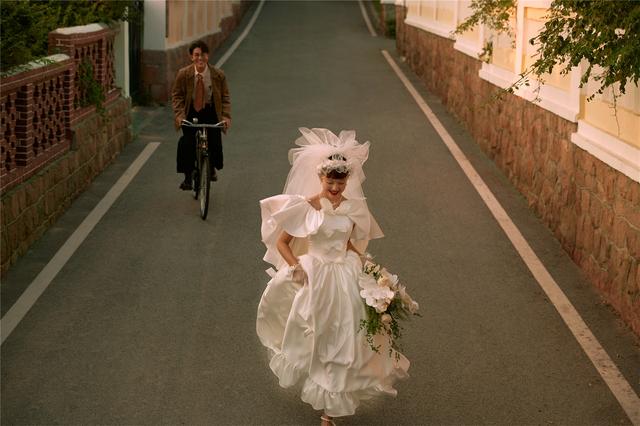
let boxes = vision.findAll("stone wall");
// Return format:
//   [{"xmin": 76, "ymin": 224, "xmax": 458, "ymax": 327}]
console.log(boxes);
[
  {"xmin": 141, "ymin": 1, "xmax": 252, "ymax": 104},
  {"xmin": 396, "ymin": 6, "xmax": 640, "ymax": 335}
]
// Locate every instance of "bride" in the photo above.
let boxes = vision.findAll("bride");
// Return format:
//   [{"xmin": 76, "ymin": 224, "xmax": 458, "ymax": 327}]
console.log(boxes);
[{"xmin": 256, "ymin": 128, "xmax": 409, "ymax": 425}]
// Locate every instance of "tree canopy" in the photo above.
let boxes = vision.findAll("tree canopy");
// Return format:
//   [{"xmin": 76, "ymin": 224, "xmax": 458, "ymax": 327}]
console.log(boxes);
[{"xmin": 0, "ymin": 0, "xmax": 138, "ymax": 72}]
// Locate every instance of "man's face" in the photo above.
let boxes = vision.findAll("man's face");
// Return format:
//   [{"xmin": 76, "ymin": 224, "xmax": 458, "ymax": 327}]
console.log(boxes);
[{"xmin": 191, "ymin": 47, "xmax": 208, "ymax": 73}]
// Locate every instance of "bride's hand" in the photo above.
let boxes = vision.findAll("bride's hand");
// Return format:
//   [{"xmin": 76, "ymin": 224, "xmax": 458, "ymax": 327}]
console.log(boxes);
[{"xmin": 290, "ymin": 263, "xmax": 307, "ymax": 284}]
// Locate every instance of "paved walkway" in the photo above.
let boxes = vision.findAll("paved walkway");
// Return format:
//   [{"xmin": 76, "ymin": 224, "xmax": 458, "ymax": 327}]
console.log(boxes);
[{"xmin": 2, "ymin": 2, "xmax": 639, "ymax": 425}]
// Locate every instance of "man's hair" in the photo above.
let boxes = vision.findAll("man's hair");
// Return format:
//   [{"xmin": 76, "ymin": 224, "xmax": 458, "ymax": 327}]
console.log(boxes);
[{"xmin": 189, "ymin": 40, "xmax": 209, "ymax": 55}]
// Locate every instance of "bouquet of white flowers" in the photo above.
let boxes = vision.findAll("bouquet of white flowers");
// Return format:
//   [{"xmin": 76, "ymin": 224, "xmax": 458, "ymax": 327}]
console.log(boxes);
[{"xmin": 358, "ymin": 255, "xmax": 420, "ymax": 357}]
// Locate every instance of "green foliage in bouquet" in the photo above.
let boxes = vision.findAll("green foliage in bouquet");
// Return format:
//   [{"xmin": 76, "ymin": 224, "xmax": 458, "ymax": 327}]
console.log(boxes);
[{"xmin": 358, "ymin": 258, "xmax": 420, "ymax": 359}]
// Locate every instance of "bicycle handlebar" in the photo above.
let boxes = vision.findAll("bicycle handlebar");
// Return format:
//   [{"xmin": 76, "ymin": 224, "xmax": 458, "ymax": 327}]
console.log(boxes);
[{"xmin": 181, "ymin": 119, "xmax": 225, "ymax": 129}]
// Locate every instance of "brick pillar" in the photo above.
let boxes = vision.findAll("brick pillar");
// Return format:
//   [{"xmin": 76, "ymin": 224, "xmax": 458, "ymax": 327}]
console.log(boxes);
[{"xmin": 48, "ymin": 24, "xmax": 118, "ymax": 115}]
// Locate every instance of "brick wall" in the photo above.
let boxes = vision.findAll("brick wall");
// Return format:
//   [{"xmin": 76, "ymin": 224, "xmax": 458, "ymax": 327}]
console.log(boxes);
[
  {"xmin": 1, "ymin": 58, "xmax": 75, "ymax": 191},
  {"xmin": 48, "ymin": 25, "xmax": 119, "ymax": 111},
  {"xmin": 396, "ymin": 6, "xmax": 640, "ymax": 335},
  {"xmin": 1, "ymin": 25, "xmax": 132, "ymax": 276},
  {"xmin": 141, "ymin": 1, "xmax": 252, "ymax": 104}
]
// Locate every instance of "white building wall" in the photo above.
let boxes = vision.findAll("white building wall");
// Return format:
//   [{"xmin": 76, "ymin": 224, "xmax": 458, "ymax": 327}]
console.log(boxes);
[{"xmin": 114, "ymin": 20, "xmax": 130, "ymax": 98}]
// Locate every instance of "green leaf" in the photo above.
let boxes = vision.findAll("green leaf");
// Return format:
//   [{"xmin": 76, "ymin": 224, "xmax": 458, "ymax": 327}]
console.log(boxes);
[{"xmin": 454, "ymin": 0, "xmax": 640, "ymax": 104}]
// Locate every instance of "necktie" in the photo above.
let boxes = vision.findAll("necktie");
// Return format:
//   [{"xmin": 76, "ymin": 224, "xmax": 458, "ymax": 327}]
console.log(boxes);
[{"xmin": 194, "ymin": 74, "xmax": 204, "ymax": 112}]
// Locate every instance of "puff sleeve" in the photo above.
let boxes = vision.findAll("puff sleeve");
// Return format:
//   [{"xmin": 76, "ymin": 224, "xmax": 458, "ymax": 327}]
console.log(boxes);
[
  {"xmin": 260, "ymin": 195, "xmax": 324, "ymax": 268},
  {"xmin": 347, "ymin": 199, "xmax": 384, "ymax": 253}
]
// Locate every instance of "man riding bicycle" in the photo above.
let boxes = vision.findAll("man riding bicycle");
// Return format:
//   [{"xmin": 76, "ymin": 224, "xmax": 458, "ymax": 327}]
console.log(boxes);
[{"xmin": 172, "ymin": 40, "xmax": 232, "ymax": 190}]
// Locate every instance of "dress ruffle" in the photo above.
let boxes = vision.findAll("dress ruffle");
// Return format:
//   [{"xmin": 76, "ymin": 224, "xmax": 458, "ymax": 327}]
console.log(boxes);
[
  {"xmin": 269, "ymin": 351, "xmax": 306, "ymax": 388},
  {"xmin": 267, "ymin": 348, "xmax": 409, "ymax": 418}
]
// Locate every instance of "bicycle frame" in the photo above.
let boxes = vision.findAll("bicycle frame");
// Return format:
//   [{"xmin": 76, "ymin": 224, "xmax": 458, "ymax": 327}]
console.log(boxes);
[
  {"xmin": 195, "ymin": 128, "xmax": 208, "ymax": 172},
  {"xmin": 180, "ymin": 119, "xmax": 224, "ymax": 219}
]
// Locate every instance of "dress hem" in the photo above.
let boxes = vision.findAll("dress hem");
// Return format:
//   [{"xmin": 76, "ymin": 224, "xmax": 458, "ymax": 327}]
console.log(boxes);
[{"xmin": 268, "ymin": 349, "xmax": 408, "ymax": 418}]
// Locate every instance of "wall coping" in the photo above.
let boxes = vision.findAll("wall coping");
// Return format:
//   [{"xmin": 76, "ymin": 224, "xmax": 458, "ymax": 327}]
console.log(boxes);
[
  {"xmin": 453, "ymin": 38, "xmax": 483, "ymax": 59},
  {"xmin": 479, "ymin": 63, "xmax": 581, "ymax": 122},
  {"xmin": 571, "ymin": 121, "xmax": 640, "ymax": 183},
  {"xmin": 0, "ymin": 54, "xmax": 71, "ymax": 80},
  {"xmin": 404, "ymin": 15, "xmax": 455, "ymax": 40},
  {"xmin": 52, "ymin": 23, "xmax": 108, "ymax": 35}
]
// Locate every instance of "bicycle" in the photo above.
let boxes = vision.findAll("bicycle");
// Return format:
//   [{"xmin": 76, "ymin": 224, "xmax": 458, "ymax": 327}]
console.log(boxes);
[{"xmin": 180, "ymin": 118, "xmax": 225, "ymax": 220}]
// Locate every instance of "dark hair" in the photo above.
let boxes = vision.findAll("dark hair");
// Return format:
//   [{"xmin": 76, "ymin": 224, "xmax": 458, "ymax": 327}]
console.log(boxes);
[
  {"xmin": 189, "ymin": 40, "xmax": 209, "ymax": 55},
  {"xmin": 324, "ymin": 154, "xmax": 349, "ymax": 180}
]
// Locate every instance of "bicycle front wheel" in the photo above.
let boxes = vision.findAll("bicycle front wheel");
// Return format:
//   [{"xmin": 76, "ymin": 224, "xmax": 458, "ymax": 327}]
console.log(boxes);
[
  {"xmin": 199, "ymin": 158, "xmax": 211, "ymax": 219},
  {"xmin": 192, "ymin": 168, "xmax": 200, "ymax": 200}
]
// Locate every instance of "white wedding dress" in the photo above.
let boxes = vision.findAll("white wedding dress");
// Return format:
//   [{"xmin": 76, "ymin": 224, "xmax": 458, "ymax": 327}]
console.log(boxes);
[{"xmin": 256, "ymin": 194, "xmax": 409, "ymax": 417}]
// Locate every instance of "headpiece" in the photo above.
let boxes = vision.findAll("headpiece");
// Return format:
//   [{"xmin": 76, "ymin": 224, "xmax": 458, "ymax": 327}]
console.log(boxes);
[
  {"xmin": 316, "ymin": 153, "xmax": 352, "ymax": 176},
  {"xmin": 283, "ymin": 128, "xmax": 370, "ymax": 200}
]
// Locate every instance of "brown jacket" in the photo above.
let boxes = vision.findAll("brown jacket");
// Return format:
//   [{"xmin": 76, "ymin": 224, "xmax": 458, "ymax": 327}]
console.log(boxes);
[{"xmin": 171, "ymin": 63, "xmax": 231, "ymax": 130}]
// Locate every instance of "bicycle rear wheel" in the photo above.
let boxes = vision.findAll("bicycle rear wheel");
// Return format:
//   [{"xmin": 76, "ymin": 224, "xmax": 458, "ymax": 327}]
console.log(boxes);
[{"xmin": 199, "ymin": 157, "xmax": 211, "ymax": 219}]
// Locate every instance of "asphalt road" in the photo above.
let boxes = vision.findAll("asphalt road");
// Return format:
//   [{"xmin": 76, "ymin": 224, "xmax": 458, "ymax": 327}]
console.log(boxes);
[{"xmin": 2, "ymin": 2, "xmax": 639, "ymax": 425}]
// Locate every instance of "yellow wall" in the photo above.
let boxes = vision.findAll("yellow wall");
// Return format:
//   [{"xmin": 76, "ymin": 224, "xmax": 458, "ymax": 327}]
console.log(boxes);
[
  {"xmin": 459, "ymin": 25, "xmax": 480, "ymax": 43},
  {"xmin": 185, "ymin": 0, "xmax": 195, "ymax": 38},
  {"xmin": 166, "ymin": 0, "xmax": 238, "ymax": 48},
  {"xmin": 208, "ymin": 1, "xmax": 220, "ymax": 31},
  {"xmin": 195, "ymin": 1, "xmax": 206, "ymax": 36},
  {"xmin": 457, "ymin": 0, "xmax": 480, "ymax": 44},
  {"xmin": 523, "ymin": 7, "xmax": 570, "ymax": 91},
  {"xmin": 223, "ymin": 1, "xmax": 233, "ymax": 17},
  {"xmin": 490, "ymin": 26, "xmax": 515, "ymax": 71},
  {"xmin": 582, "ymin": 88, "xmax": 640, "ymax": 148},
  {"xmin": 436, "ymin": 1, "xmax": 456, "ymax": 26},
  {"xmin": 167, "ymin": 0, "xmax": 184, "ymax": 45},
  {"xmin": 415, "ymin": 0, "xmax": 455, "ymax": 25},
  {"xmin": 407, "ymin": 1, "xmax": 420, "ymax": 17},
  {"xmin": 420, "ymin": 1, "xmax": 435, "ymax": 19}
]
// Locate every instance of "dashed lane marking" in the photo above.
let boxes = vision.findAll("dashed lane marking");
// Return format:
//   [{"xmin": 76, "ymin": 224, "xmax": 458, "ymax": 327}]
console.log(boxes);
[
  {"xmin": 215, "ymin": 0, "xmax": 265, "ymax": 68},
  {"xmin": 382, "ymin": 49, "xmax": 640, "ymax": 425}
]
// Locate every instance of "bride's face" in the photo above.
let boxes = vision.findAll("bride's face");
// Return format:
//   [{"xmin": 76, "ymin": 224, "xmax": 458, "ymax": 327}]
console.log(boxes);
[{"xmin": 320, "ymin": 175, "xmax": 347, "ymax": 199}]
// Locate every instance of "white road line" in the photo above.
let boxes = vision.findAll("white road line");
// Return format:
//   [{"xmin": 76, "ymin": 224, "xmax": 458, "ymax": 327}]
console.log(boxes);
[
  {"xmin": 215, "ymin": 0, "xmax": 265, "ymax": 68},
  {"xmin": 381, "ymin": 50, "xmax": 640, "ymax": 425},
  {"xmin": 358, "ymin": 0, "xmax": 377, "ymax": 37},
  {"xmin": 1, "ymin": 143, "xmax": 160, "ymax": 344}
]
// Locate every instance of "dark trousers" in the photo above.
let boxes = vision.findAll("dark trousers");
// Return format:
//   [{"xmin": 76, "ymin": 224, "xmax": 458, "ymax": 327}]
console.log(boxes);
[{"xmin": 176, "ymin": 102, "xmax": 223, "ymax": 174}]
